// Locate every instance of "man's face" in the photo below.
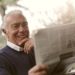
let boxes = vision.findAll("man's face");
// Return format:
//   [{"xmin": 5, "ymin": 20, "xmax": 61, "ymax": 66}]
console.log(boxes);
[{"xmin": 4, "ymin": 14, "xmax": 29, "ymax": 46}]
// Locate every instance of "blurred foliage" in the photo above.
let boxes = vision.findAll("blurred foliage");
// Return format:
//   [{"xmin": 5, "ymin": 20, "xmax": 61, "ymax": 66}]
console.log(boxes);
[
  {"xmin": 0, "ymin": 32, "xmax": 6, "ymax": 48},
  {"xmin": 0, "ymin": 0, "xmax": 19, "ymax": 17},
  {"xmin": 0, "ymin": 0, "xmax": 18, "ymax": 5}
]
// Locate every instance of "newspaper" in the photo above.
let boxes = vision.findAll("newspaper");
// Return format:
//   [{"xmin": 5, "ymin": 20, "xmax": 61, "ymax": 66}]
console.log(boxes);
[{"xmin": 31, "ymin": 23, "xmax": 75, "ymax": 73}]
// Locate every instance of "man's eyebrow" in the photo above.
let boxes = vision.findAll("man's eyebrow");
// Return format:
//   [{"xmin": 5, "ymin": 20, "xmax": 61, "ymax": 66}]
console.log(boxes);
[
  {"xmin": 10, "ymin": 21, "xmax": 28, "ymax": 25},
  {"xmin": 23, "ymin": 21, "xmax": 28, "ymax": 24}
]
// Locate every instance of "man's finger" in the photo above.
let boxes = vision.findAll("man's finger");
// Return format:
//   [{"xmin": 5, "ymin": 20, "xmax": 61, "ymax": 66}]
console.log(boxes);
[{"xmin": 19, "ymin": 38, "xmax": 28, "ymax": 46}]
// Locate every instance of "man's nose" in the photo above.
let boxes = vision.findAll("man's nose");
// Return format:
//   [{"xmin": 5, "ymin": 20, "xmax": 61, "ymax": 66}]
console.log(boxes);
[{"xmin": 19, "ymin": 26, "xmax": 24, "ymax": 32}]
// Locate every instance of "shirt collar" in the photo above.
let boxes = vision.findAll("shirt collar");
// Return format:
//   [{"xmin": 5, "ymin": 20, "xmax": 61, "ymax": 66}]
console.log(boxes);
[{"xmin": 7, "ymin": 41, "xmax": 21, "ymax": 52}]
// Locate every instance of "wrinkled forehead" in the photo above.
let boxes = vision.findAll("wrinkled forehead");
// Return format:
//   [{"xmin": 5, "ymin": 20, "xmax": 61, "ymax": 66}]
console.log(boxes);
[{"xmin": 4, "ymin": 12, "xmax": 27, "ymax": 25}]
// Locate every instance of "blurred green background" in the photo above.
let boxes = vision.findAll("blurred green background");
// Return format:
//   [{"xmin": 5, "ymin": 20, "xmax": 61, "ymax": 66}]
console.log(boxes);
[{"xmin": 0, "ymin": 32, "xmax": 6, "ymax": 48}]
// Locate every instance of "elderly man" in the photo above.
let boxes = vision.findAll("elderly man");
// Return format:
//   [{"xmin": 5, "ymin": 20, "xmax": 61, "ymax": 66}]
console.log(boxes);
[{"xmin": 0, "ymin": 10, "xmax": 48, "ymax": 75}]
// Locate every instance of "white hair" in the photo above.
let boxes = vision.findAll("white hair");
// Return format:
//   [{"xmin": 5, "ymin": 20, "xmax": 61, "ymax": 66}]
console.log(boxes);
[{"xmin": 1, "ymin": 10, "xmax": 24, "ymax": 31}]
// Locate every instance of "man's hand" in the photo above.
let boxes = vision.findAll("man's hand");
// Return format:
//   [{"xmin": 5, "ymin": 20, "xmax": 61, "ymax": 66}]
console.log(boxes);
[
  {"xmin": 28, "ymin": 64, "xmax": 48, "ymax": 75},
  {"xmin": 19, "ymin": 38, "xmax": 34, "ymax": 54}
]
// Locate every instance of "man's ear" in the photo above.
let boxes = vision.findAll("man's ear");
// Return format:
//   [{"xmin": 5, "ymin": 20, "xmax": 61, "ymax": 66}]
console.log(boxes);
[{"xmin": 2, "ymin": 29, "xmax": 6, "ymax": 34}]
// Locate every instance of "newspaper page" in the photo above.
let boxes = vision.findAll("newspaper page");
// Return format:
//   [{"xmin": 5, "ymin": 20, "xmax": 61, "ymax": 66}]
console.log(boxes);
[{"xmin": 31, "ymin": 23, "xmax": 75, "ymax": 73}]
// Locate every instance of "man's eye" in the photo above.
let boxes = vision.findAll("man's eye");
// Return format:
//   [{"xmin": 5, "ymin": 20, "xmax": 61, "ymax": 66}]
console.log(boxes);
[
  {"xmin": 12, "ymin": 23, "xmax": 19, "ymax": 28},
  {"xmin": 23, "ymin": 22, "xmax": 28, "ymax": 26},
  {"xmin": 14, "ymin": 25, "xmax": 18, "ymax": 27},
  {"xmin": 22, "ymin": 22, "xmax": 28, "ymax": 27}
]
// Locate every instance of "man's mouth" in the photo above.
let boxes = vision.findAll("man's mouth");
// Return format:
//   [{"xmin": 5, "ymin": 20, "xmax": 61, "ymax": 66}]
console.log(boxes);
[
  {"xmin": 17, "ymin": 32, "xmax": 29, "ymax": 38},
  {"xmin": 17, "ymin": 34, "xmax": 28, "ymax": 38},
  {"xmin": 18, "ymin": 35, "xmax": 25, "ymax": 38}
]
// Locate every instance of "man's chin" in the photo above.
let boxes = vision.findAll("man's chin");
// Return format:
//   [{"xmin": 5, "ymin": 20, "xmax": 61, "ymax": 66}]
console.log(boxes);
[{"xmin": 18, "ymin": 37, "xmax": 28, "ymax": 41}]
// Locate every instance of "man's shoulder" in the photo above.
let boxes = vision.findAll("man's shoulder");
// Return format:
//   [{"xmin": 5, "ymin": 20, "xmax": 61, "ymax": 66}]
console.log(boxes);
[
  {"xmin": 0, "ymin": 46, "xmax": 11, "ymax": 60},
  {"xmin": 0, "ymin": 46, "xmax": 8, "ymax": 53}
]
